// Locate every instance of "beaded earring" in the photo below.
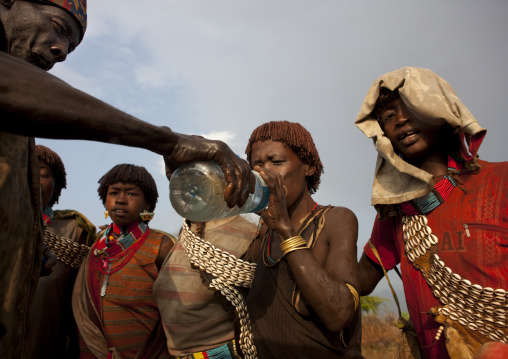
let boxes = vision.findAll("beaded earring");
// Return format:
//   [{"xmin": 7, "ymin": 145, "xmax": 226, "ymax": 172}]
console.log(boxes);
[
  {"xmin": 104, "ymin": 210, "xmax": 109, "ymax": 219},
  {"xmin": 140, "ymin": 210, "xmax": 154, "ymax": 221}
]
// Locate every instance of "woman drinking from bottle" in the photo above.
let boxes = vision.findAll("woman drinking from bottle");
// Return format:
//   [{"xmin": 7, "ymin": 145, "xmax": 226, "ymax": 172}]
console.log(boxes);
[{"xmin": 243, "ymin": 121, "xmax": 362, "ymax": 358}]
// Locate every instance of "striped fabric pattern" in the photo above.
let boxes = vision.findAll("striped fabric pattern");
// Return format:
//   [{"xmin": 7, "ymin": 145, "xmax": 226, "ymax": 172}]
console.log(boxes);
[
  {"xmin": 154, "ymin": 216, "xmax": 257, "ymax": 357},
  {"xmin": 177, "ymin": 340, "xmax": 238, "ymax": 359},
  {"xmin": 79, "ymin": 231, "xmax": 165, "ymax": 358},
  {"xmin": 40, "ymin": 0, "xmax": 87, "ymax": 37}
]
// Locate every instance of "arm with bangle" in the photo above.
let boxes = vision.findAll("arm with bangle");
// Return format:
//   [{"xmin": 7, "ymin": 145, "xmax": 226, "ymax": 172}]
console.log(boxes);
[{"xmin": 274, "ymin": 207, "xmax": 360, "ymax": 333}]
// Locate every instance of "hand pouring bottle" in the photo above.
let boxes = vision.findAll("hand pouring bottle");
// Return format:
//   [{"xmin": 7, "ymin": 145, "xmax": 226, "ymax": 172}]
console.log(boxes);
[{"xmin": 169, "ymin": 161, "xmax": 269, "ymax": 222}]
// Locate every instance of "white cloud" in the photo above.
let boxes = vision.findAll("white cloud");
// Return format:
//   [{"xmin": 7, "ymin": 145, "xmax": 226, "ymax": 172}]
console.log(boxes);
[
  {"xmin": 200, "ymin": 130, "xmax": 236, "ymax": 143},
  {"xmin": 49, "ymin": 63, "xmax": 105, "ymax": 98}
]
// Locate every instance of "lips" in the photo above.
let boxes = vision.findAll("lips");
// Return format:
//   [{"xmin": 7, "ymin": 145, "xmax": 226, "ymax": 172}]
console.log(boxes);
[
  {"xmin": 27, "ymin": 53, "xmax": 55, "ymax": 71},
  {"xmin": 111, "ymin": 208, "xmax": 128, "ymax": 216},
  {"xmin": 398, "ymin": 129, "xmax": 419, "ymax": 146}
]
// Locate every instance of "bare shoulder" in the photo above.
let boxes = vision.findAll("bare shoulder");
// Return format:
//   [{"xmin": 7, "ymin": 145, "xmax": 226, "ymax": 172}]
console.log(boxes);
[
  {"xmin": 323, "ymin": 206, "xmax": 359, "ymax": 246},
  {"xmin": 325, "ymin": 206, "xmax": 358, "ymax": 228},
  {"xmin": 325, "ymin": 205, "xmax": 357, "ymax": 218}
]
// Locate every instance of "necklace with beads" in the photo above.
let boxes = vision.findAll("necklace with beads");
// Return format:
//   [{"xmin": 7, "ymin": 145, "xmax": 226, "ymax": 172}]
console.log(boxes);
[
  {"xmin": 42, "ymin": 206, "xmax": 54, "ymax": 227},
  {"xmin": 94, "ymin": 221, "xmax": 150, "ymax": 296},
  {"xmin": 399, "ymin": 154, "xmax": 463, "ymax": 216}
]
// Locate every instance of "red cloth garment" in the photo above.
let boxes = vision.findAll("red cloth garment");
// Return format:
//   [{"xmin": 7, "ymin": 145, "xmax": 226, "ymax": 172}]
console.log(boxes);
[{"xmin": 364, "ymin": 160, "xmax": 508, "ymax": 359}]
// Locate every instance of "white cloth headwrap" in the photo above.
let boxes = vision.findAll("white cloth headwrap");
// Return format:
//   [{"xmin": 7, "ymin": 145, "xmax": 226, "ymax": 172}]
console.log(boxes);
[{"xmin": 355, "ymin": 67, "xmax": 486, "ymax": 216}]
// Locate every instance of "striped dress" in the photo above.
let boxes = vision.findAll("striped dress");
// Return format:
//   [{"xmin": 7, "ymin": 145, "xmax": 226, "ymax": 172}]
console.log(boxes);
[
  {"xmin": 79, "ymin": 229, "xmax": 167, "ymax": 358},
  {"xmin": 153, "ymin": 215, "xmax": 258, "ymax": 357}
]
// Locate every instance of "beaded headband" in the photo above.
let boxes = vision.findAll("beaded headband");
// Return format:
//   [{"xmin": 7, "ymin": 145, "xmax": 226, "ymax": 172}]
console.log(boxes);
[{"xmin": 36, "ymin": 0, "xmax": 87, "ymax": 41}]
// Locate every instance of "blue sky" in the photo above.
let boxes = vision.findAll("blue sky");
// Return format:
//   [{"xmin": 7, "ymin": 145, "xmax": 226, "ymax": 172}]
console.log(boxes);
[{"xmin": 38, "ymin": 0, "xmax": 508, "ymax": 311}]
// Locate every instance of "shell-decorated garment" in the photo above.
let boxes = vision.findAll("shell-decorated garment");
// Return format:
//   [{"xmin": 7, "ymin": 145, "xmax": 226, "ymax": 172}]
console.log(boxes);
[
  {"xmin": 365, "ymin": 160, "xmax": 508, "ymax": 359},
  {"xmin": 153, "ymin": 215, "xmax": 258, "ymax": 357}
]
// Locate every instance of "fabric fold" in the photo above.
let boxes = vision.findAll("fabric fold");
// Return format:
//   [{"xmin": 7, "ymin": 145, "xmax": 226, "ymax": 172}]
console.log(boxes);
[{"xmin": 355, "ymin": 67, "xmax": 486, "ymax": 211}]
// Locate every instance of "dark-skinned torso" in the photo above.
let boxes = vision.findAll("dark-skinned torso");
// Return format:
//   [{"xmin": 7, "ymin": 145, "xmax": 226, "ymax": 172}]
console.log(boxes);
[
  {"xmin": 245, "ymin": 141, "xmax": 362, "ymax": 357},
  {"xmin": 248, "ymin": 140, "xmax": 360, "ymax": 330}
]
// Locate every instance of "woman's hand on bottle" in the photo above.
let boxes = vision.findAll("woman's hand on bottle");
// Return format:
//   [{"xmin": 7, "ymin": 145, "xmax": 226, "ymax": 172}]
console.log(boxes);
[
  {"xmin": 165, "ymin": 134, "xmax": 255, "ymax": 208},
  {"xmin": 254, "ymin": 166, "xmax": 294, "ymax": 238}
]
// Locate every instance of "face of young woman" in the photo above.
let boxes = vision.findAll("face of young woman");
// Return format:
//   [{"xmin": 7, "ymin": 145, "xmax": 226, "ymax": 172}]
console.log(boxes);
[
  {"xmin": 39, "ymin": 160, "xmax": 55, "ymax": 207},
  {"xmin": 249, "ymin": 140, "xmax": 314, "ymax": 208},
  {"xmin": 380, "ymin": 97, "xmax": 446, "ymax": 161},
  {"xmin": 105, "ymin": 182, "xmax": 149, "ymax": 227}
]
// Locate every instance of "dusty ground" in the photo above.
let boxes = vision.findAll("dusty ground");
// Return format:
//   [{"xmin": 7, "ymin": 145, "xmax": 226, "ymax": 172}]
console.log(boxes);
[{"xmin": 361, "ymin": 313, "xmax": 401, "ymax": 359}]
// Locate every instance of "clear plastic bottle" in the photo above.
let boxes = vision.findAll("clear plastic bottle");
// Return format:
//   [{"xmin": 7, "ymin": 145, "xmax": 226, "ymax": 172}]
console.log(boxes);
[{"xmin": 169, "ymin": 161, "xmax": 270, "ymax": 222}]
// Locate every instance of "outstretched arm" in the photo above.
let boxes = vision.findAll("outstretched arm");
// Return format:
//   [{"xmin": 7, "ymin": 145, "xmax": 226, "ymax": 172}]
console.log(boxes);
[{"xmin": 0, "ymin": 52, "xmax": 253, "ymax": 207}]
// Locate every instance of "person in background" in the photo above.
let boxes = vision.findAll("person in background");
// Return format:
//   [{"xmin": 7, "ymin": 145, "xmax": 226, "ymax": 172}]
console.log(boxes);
[
  {"xmin": 0, "ymin": 1, "xmax": 254, "ymax": 356},
  {"xmin": 356, "ymin": 67, "xmax": 508, "ymax": 358},
  {"xmin": 153, "ymin": 157, "xmax": 259, "ymax": 359},
  {"xmin": 26, "ymin": 145, "xmax": 96, "ymax": 359},
  {"xmin": 244, "ymin": 121, "xmax": 362, "ymax": 358},
  {"xmin": 73, "ymin": 164, "xmax": 174, "ymax": 358}
]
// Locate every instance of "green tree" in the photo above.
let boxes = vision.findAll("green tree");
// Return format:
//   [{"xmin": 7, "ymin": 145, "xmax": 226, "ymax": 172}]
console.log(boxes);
[{"xmin": 360, "ymin": 295, "xmax": 390, "ymax": 314}]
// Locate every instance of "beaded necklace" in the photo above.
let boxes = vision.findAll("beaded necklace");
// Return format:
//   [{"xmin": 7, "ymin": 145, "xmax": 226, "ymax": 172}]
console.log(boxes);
[
  {"xmin": 42, "ymin": 206, "xmax": 54, "ymax": 227},
  {"xmin": 94, "ymin": 221, "xmax": 150, "ymax": 296},
  {"xmin": 399, "ymin": 155, "xmax": 463, "ymax": 216},
  {"xmin": 264, "ymin": 202, "xmax": 318, "ymax": 265}
]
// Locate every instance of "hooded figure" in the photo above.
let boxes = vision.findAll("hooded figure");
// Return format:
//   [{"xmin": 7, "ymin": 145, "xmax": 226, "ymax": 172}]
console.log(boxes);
[
  {"xmin": 357, "ymin": 67, "xmax": 508, "ymax": 359},
  {"xmin": 355, "ymin": 67, "xmax": 486, "ymax": 217}
]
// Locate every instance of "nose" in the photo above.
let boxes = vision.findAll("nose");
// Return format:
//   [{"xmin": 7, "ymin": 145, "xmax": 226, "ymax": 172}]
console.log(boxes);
[
  {"xmin": 50, "ymin": 41, "xmax": 69, "ymax": 62},
  {"xmin": 395, "ymin": 109, "xmax": 410, "ymax": 126},
  {"xmin": 257, "ymin": 162, "xmax": 271, "ymax": 171},
  {"xmin": 115, "ymin": 192, "xmax": 127, "ymax": 204}
]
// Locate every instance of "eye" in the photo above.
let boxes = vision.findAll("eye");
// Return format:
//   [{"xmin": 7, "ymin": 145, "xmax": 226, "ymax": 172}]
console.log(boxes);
[
  {"xmin": 271, "ymin": 160, "xmax": 285, "ymax": 166},
  {"xmin": 382, "ymin": 112, "xmax": 396, "ymax": 125},
  {"xmin": 51, "ymin": 20, "xmax": 66, "ymax": 35}
]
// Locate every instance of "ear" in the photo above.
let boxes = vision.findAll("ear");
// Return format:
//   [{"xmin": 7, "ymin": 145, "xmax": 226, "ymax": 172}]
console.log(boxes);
[{"xmin": 304, "ymin": 164, "xmax": 316, "ymax": 177}]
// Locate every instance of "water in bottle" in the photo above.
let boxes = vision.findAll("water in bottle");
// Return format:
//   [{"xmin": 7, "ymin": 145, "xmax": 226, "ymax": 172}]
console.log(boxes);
[{"xmin": 169, "ymin": 161, "xmax": 270, "ymax": 222}]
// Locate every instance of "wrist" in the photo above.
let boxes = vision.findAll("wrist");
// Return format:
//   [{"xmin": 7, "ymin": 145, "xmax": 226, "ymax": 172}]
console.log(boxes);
[
  {"xmin": 155, "ymin": 126, "xmax": 178, "ymax": 156},
  {"xmin": 280, "ymin": 235, "xmax": 308, "ymax": 257},
  {"xmin": 275, "ymin": 224, "xmax": 295, "ymax": 241}
]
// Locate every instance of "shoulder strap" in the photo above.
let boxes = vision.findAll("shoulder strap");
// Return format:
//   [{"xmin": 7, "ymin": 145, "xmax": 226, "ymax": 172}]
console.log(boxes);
[
  {"xmin": 291, "ymin": 205, "xmax": 332, "ymax": 315},
  {"xmin": 368, "ymin": 239, "xmax": 402, "ymax": 318}
]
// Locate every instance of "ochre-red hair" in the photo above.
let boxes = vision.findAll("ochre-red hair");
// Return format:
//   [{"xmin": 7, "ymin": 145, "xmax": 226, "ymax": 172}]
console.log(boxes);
[
  {"xmin": 245, "ymin": 121, "xmax": 323, "ymax": 194},
  {"xmin": 36, "ymin": 145, "xmax": 67, "ymax": 207}
]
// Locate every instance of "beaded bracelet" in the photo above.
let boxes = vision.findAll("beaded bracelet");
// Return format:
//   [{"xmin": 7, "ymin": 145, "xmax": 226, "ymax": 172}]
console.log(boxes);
[
  {"xmin": 280, "ymin": 235, "xmax": 308, "ymax": 257},
  {"xmin": 345, "ymin": 283, "xmax": 359, "ymax": 311}
]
